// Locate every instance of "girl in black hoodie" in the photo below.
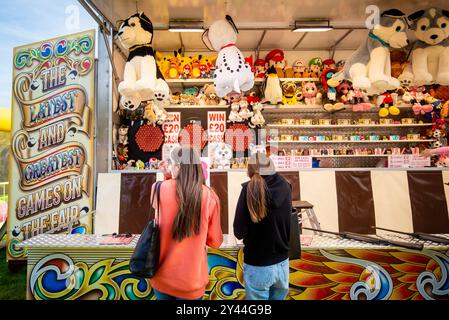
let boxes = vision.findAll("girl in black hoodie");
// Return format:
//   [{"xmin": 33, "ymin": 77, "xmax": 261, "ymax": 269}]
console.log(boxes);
[{"xmin": 233, "ymin": 153, "xmax": 292, "ymax": 300}]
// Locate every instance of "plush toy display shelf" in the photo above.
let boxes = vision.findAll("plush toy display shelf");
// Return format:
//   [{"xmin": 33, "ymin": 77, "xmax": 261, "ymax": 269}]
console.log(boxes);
[
  {"xmin": 274, "ymin": 140, "xmax": 435, "ymax": 144},
  {"xmin": 164, "ymin": 104, "xmax": 229, "ymax": 109},
  {"xmin": 266, "ymin": 124, "xmax": 432, "ymax": 128},
  {"xmin": 165, "ymin": 77, "xmax": 319, "ymax": 87},
  {"xmin": 262, "ymin": 104, "xmax": 415, "ymax": 113}
]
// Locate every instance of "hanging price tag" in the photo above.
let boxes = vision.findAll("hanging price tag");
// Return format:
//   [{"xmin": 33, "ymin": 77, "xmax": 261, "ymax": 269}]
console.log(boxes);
[{"xmin": 207, "ymin": 111, "xmax": 226, "ymax": 144}]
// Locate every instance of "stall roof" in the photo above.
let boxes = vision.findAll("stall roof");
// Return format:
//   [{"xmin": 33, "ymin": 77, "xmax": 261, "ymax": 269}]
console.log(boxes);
[{"xmin": 82, "ymin": 0, "xmax": 449, "ymax": 52}]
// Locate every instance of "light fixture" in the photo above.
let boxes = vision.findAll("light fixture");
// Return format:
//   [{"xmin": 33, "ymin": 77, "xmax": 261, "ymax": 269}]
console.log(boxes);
[
  {"xmin": 292, "ymin": 19, "xmax": 333, "ymax": 32},
  {"xmin": 168, "ymin": 20, "xmax": 204, "ymax": 32}
]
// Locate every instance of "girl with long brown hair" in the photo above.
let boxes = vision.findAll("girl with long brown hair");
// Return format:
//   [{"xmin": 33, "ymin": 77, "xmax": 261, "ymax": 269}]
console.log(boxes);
[
  {"xmin": 233, "ymin": 152, "xmax": 292, "ymax": 300},
  {"xmin": 150, "ymin": 146, "xmax": 223, "ymax": 300}
]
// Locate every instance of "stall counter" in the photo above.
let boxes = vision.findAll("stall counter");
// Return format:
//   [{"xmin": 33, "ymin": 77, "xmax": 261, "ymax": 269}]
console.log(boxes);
[{"xmin": 21, "ymin": 234, "xmax": 449, "ymax": 300}]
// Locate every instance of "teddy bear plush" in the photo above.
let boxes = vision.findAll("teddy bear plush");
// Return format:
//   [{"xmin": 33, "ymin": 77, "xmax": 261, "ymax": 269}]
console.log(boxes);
[
  {"xmin": 116, "ymin": 12, "xmax": 170, "ymax": 110},
  {"xmin": 401, "ymin": 8, "xmax": 449, "ymax": 85},
  {"xmin": 202, "ymin": 15, "xmax": 254, "ymax": 97},
  {"xmin": 203, "ymin": 84, "xmax": 220, "ymax": 105},
  {"xmin": 337, "ymin": 9, "xmax": 409, "ymax": 94}
]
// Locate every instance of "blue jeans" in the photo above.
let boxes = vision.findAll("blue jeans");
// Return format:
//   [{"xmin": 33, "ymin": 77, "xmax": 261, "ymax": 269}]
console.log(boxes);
[
  {"xmin": 153, "ymin": 289, "xmax": 203, "ymax": 300},
  {"xmin": 243, "ymin": 258, "xmax": 289, "ymax": 300}
]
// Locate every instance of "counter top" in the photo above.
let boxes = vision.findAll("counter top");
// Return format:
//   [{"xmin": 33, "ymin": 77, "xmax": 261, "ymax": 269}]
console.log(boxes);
[{"xmin": 20, "ymin": 233, "xmax": 449, "ymax": 251}]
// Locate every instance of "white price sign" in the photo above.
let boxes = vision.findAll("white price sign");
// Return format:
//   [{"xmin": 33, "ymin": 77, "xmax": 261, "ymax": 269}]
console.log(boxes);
[
  {"xmin": 388, "ymin": 155, "xmax": 431, "ymax": 168},
  {"xmin": 207, "ymin": 111, "xmax": 226, "ymax": 144},
  {"xmin": 162, "ymin": 112, "xmax": 181, "ymax": 144},
  {"xmin": 162, "ymin": 112, "xmax": 181, "ymax": 160}
]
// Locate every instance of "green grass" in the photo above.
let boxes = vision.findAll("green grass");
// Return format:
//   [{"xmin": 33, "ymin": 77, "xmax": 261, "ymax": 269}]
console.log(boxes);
[{"xmin": 0, "ymin": 248, "xmax": 27, "ymax": 300}]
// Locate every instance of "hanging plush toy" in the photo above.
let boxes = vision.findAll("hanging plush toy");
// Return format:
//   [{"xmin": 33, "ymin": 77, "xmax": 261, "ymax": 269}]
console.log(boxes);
[
  {"xmin": 117, "ymin": 12, "xmax": 170, "ymax": 110},
  {"xmin": 337, "ymin": 9, "xmax": 408, "ymax": 94},
  {"xmin": 401, "ymin": 8, "xmax": 449, "ymax": 85},
  {"xmin": 202, "ymin": 15, "xmax": 254, "ymax": 97}
]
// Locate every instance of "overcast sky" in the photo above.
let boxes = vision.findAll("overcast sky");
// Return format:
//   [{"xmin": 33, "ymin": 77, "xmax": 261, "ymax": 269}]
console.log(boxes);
[{"xmin": 0, "ymin": 0, "xmax": 97, "ymax": 108}]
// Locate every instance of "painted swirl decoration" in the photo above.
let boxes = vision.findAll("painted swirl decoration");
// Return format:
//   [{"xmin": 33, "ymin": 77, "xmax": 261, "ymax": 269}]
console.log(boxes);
[
  {"xmin": 28, "ymin": 248, "xmax": 449, "ymax": 300},
  {"xmin": 14, "ymin": 35, "xmax": 94, "ymax": 70}
]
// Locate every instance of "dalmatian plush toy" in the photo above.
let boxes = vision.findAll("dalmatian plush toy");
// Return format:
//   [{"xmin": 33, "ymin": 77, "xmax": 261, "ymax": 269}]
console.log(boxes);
[
  {"xmin": 202, "ymin": 15, "xmax": 254, "ymax": 97},
  {"xmin": 400, "ymin": 8, "xmax": 449, "ymax": 85},
  {"xmin": 336, "ymin": 9, "xmax": 409, "ymax": 94},
  {"xmin": 117, "ymin": 12, "xmax": 170, "ymax": 110}
]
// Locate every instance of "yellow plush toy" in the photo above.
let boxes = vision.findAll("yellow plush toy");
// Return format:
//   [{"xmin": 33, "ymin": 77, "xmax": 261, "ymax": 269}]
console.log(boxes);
[
  {"xmin": 156, "ymin": 52, "xmax": 172, "ymax": 79},
  {"xmin": 282, "ymin": 81, "xmax": 298, "ymax": 105},
  {"xmin": 143, "ymin": 101, "xmax": 157, "ymax": 124}
]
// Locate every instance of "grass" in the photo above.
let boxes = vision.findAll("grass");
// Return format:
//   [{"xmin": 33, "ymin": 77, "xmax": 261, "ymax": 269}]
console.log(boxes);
[{"xmin": 0, "ymin": 248, "xmax": 27, "ymax": 300}]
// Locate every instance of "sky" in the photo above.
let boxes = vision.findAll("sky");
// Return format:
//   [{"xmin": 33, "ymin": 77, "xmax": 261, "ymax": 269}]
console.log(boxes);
[{"xmin": 0, "ymin": 0, "xmax": 97, "ymax": 109}]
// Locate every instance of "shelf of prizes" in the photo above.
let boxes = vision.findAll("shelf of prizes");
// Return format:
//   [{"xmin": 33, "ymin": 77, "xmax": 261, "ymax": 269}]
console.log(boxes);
[{"xmin": 8, "ymin": 0, "xmax": 449, "ymax": 301}]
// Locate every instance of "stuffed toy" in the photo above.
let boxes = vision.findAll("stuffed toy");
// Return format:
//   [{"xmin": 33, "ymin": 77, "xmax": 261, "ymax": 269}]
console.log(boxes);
[
  {"xmin": 282, "ymin": 81, "xmax": 298, "ymax": 105},
  {"xmin": 247, "ymin": 88, "xmax": 262, "ymax": 106},
  {"xmin": 436, "ymin": 155, "xmax": 449, "ymax": 167},
  {"xmin": 156, "ymin": 52, "xmax": 172, "ymax": 79},
  {"xmin": 377, "ymin": 91, "xmax": 400, "ymax": 117},
  {"xmin": 245, "ymin": 56, "xmax": 255, "ymax": 73},
  {"xmin": 143, "ymin": 102, "xmax": 157, "ymax": 124},
  {"xmin": 190, "ymin": 55, "xmax": 202, "ymax": 79},
  {"xmin": 116, "ymin": 143, "xmax": 129, "ymax": 163},
  {"xmin": 390, "ymin": 50, "xmax": 408, "ymax": 78},
  {"xmin": 336, "ymin": 81, "xmax": 352, "ymax": 104},
  {"xmin": 202, "ymin": 15, "xmax": 254, "ymax": 97},
  {"xmin": 402, "ymin": 8, "xmax": 449, "ymax": 85},
  {"xmin": 249, "ymin": 144, "xmax": 267, "ymax": 155},
  {"xmin": 211, "ymin": 143, "xmax": 233, "ymax": 169},
  {"xmin": 118, "ymin": 125, "xmax": 129, "ymax": 145},
  {"xmin": 321, "ymin": 67, "xmax": 345, "ymax": 112},
  {"xmin": 249, "ymin": 102, "xmax": 265, "ymax": 128},
  {"xmin": 308, "ymin": 57, "xmax": 323, "ymax": 78},
  {"xmin": 263, "ymin": 66, "xmax": 283, "ymax": 104},
  {"xmin": 293, "ymin": 59, "xmax": 309, "ymax": 78},
  {"xmin": 165, "ymin": 49, "xmax": 182, "ymax": 79},
  {"xmin": 265, "ymin": 49, "xmax": 287, "ymax": 78},
  {"xmin": 199, "ymin": 54, "xmax": 218, "ymax": 79},
  {"xmin": 338, "ymin": 9, "xmax": 408, "ymax": 94},
  {"xmin": 239, "ymin": 98, "xmax": 253, "ymax": 120},
  {"xmin": 227, "ymin": 92, "xmax": 243, "ymax": 122},
  {"xmin": 336, "ymin": 60, "xmax": 346, "ymax": 72},
  {"xmin": 302, "ymin": 81, "xmax": 320, "ymax": 105},
  {"xmin": 117, "ymin": 12, "xmax": 170, "ymax": 110},
  {"xmin": 323, "ymin": 59, "xmax": 336, "ymax": 70},
  {"xmin": 254, "ymin": 59, "xmax": 267, "ymax": 78},
  {"xmin": 349, "ymin": 88, "xmax": 371, "ymax": 111},
  {"xmin": 204, "ymin": 84, "xmax": 220, "ymax": 105}
]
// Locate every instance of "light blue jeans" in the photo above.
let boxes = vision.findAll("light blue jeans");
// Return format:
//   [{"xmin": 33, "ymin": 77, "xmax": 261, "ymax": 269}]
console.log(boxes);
[{"xmin": 243, "ymin": 258, "xmax": 289, "ymax": 300}]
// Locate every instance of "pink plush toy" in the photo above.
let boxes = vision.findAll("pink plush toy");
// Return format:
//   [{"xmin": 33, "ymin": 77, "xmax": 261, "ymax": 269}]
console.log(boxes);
[{"xmin": 302, "ymin": 82, "xmax": 319, "ymax": 105}]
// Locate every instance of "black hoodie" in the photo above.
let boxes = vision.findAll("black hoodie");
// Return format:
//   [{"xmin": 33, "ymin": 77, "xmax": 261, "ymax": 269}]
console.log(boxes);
[{"xmin": 233, "ymin": 173, "xmax": 292, "ymax": 266}]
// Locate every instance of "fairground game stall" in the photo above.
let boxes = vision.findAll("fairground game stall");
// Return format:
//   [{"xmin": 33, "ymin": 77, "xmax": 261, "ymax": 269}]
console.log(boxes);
[{"xmin": 6, "ymin": 0, "xmax": 449, "ymax": 300}]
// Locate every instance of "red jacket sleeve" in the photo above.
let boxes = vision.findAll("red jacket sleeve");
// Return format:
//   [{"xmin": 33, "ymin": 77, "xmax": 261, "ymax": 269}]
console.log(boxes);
[{"xmin": 206, "ymin": 193, "xmax": 223, "ymax": 248}]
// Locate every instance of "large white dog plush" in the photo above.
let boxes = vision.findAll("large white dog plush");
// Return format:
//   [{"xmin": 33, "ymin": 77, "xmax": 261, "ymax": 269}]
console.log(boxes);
[
  {"xmin": 117, "ymin": 12, "xmax": 169, "ymax": 110},
  {"xmin": 202, "ymin": 15, "xmax": 254, "ymax": 97},
  {"xmin": 336, "ymin": 9, "xmax": 409, "ymax": 94},
  {"xmin": 401, "ymin": 8, "xmax": 449, "ymax": 85}
]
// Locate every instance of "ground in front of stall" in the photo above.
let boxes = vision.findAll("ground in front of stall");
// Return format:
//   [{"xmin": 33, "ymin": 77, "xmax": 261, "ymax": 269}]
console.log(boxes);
[{"xmin": 0, "ymin": 248, "xmax": 26, "ymax": 300}]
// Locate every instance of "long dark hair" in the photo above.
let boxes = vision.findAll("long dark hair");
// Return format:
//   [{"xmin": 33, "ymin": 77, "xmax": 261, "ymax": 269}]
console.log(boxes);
[
  {"xmin": 246, "ymin": 153, "xmax": 274, "ymax": 223},
  {"xmin": 170, "ymin": 146, "xmax": 205, "ymax": 241}
]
